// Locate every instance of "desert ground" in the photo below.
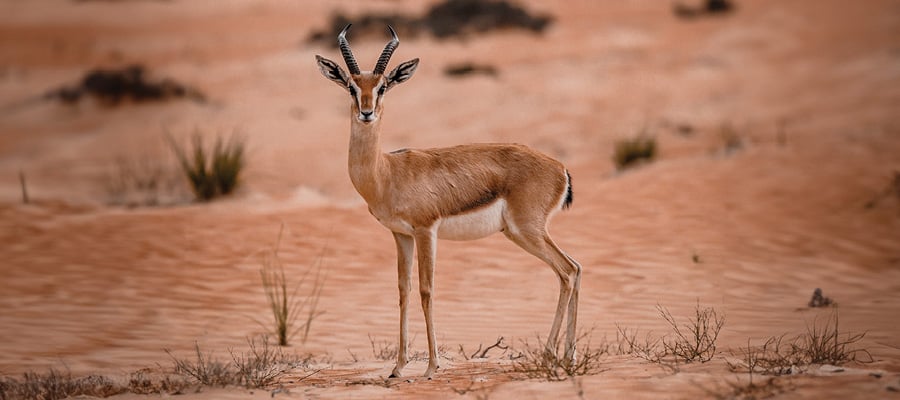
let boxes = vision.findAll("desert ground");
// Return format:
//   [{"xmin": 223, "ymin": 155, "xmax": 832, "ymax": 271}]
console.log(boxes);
[{"xmin": 1, "ymin": 0, "xmax": 899, "ymax": 398}]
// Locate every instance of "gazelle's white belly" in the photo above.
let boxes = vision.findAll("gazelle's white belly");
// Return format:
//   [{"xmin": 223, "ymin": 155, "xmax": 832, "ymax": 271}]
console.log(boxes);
[
  {"xmin": 371, "ymin": 199, "xmax": 506, "ymax": 241},
  {"xmin": 437, "ymin": 199, "xmax": 506, "ymax": 241}
]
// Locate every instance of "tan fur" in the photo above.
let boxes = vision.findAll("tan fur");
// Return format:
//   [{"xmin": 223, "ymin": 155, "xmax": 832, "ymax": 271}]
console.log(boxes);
[{"xmin": 317, "ymin": 53, "xmax": 581, "ymax": 379}]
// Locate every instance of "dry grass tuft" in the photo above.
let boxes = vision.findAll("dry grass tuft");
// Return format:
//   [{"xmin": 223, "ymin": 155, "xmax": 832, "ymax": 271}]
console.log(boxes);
[
  {"xmin": 104, "ymin": 153, "xmax": 186, "ymax": 207},
  {"xmin": 168, "ymin": 131, "xmax": 245, "ymax": 202},
  {"xmin": 260, "ymin": 224, "xmax": 326, "ymax": 347},
  {"xmin": 511, "ymin": 330, "xmax": 608, "ymax": 381},
  {"xmin": 0, "ymin": 368, "xmax": 125, "ymax": 400}
]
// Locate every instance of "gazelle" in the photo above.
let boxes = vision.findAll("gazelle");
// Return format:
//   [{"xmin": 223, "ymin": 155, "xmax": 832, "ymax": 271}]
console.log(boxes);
[{"xmin": 315, "ymin": 25, "xmax": 582, "ymax": 379}]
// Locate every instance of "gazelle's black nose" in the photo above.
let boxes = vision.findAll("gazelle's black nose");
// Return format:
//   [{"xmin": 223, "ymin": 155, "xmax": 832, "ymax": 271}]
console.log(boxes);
[{"xmin": 361, "ymin": 111, "xmax": 373, "ymax": 117}]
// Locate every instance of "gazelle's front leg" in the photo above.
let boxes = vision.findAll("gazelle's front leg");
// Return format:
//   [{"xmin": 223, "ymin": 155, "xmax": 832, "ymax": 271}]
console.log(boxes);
[
  {"xmin": 414, "ymin": 226, "xmax": 440, "ymax": 378},
  {"xmin": 390, "ymin": 232, "xmax": 414, "ymax": 378}
]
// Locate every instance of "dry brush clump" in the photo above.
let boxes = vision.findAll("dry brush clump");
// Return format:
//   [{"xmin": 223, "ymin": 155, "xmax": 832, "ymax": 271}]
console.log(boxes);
[
  {"xmin": 44, "ymin": 64, "xmax": 204, "ymax": 105},
  {"xmin": 727, "ymin": 312, "xmax": 871, "ymax": 377},
  {"xmin": 658, "ymin": 303, "xmax": 725, "ymax": 363},
  {"xmin": 0, "ymin": 369, "xmax": 124, "ymax": 400},
  {"xmin": 613, "ymin": 135, "xmax": 657, "ymax": 170},
  {"xmin": 613, "ymin": 302, "xmax": 725, "ymax": 371},
  {"xmin": 104, "ymin": 153, "xmax": 187, "ymax": 207},
  {"xmin": 308, "ymin": 0, "xmax": 552, "ymax": 46},
  {"xmin": 510, "ymin": 330, "xmax": 608, "ymax": 381},
  {"xmin": 166, "ymin": 337, "xmax": 313, "ymax": 389}
]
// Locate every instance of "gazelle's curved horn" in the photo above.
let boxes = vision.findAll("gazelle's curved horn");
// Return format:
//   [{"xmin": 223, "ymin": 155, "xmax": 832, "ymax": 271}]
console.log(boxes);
[
  {"xmin": 338, "ymin": 24, "xmax": 361, "ymax": 75},
  {"xmin": 373, "ymin": 26, "xmax": 399, "ymax": 75}
]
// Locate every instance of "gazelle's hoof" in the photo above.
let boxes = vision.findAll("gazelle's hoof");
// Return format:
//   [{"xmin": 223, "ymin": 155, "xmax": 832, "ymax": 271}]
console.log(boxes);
[
  {"xmin": 390, "ymin": 364, "xmax": 405, "ymax": 378},
  {"xmin": 423, "ymin": 364, "xmax": 439, "ymax": 379}
]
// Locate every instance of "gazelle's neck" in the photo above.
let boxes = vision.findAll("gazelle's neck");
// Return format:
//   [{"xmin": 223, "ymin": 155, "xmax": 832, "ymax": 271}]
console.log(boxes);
[{"xmin": 348, "ymin": 117, "xmax": 386, "ymax": 204}]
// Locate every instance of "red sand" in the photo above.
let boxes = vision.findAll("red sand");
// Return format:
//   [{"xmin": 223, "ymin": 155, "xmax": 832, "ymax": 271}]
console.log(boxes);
[{"xmin": 1, "ymin": 1, "xmax": 899, "ymax": 398}]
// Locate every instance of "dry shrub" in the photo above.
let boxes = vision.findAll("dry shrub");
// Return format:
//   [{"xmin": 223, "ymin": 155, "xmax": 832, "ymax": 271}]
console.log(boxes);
[
  {"xmin": 44, "ymin": 65, "xmax": 204, "ymax": 105},
  {"xmin": 104, "ymin": 153, "xmax": 187, "ymax": 207},
  {"xmin": 728, "ymin": 312, "xmax": 871, "ymax": 377},
  {"xmin": 167, "ymin": 343, "xmax": 235, "ymax": 387},
  {"xmin": 230, "ymin": 336, "xmax": 313, "ymax": 388},
  {"xmin": 0, "ymin": 369, "xmax": 124, "ymax": 400},
  {"xmin": 126, "ymin": 370, "xmax": 192, "ymax": 395},
  {"xmin": 166, "ymin": 338, "xmax": 312, "ymax": 389},
  {"xmin": 613, "ymin": 135, "xmax": 656, "ymax": 170},
  {"xmin": 369, "ymin": 334, "xmax": 400, "ymax": 361},
  {"xmin": 458, "ymin": 336, "xmax": 509, "ymax": 360},
  {"xmin": 673, "ymin": 0, "xmax": 735, "ymax": 19},
  {"xmin": 613, "ymin": 302, "xmax": 725, "ymax": 371},
  {"xmin": 658, "ymin": 303, "xmax": 725, "ymax": 363},
  {"xmin": 308, "ymin": 0, "xmax": 552, "ymax": 46},
  {"xmin": 511, "ymin": 330, "xmax": 607, "ymax": 381},
  {"xmin": 444, "ymin": 63, "xmax": 499, "ymax": 78}
]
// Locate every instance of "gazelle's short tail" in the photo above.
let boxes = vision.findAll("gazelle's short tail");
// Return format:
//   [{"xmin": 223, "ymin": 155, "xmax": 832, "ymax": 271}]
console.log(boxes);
[{"xmin": 562, "ymin": 170, "xmax": 573, "ymax": 210}]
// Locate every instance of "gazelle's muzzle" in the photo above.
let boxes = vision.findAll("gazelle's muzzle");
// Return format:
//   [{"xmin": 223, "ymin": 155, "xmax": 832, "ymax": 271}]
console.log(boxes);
[{"xmin": 358, "ymin": 110, "xmax": 376, "ymax": 122}]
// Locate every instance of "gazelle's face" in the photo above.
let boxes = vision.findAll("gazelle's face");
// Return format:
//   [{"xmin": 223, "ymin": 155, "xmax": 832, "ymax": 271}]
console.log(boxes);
[
  {"xmin": 315, "ymin": 25, "xmax": 419, "ymax": 125},
  {"xmin": 347, "ymin": 74, "xmax": 388, "ymax": 123},
  {"xmin": 316, "ymin": 58, "xmax": 420, "ymax": 125}
]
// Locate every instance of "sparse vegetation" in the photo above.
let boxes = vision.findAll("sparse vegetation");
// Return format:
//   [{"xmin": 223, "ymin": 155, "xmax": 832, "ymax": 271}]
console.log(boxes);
[
  {"xmin": 673, "ymin": 0, "xmax": 735, "ymax": 19},
  {"xmin": 230, "ymin": 336, "xmax": 315, "ymax": 388},
  {"xmin": 260, "ymin": 224, "xmax": 326, "ymax": 346},
  {"xmin": 167, "ymin": 131, "xmax": 246, "ymax": 202},
  {"xmin": 613, "ymin": 135, "xmax": 657, "ymax": 170},
  {"xmin": 0, "ymin": 369, "xmax": 124, "ymax": 400},
  {"xmin": 612, "ymin": 302, "xmax": 725, "ymax": 371},
  {"xmin": 369, "ymin": 333, "xmax": 401, "ymax": 361},
  {"xmin": 166, "ymin": 338, "xmax": 312, "ymax": 389},
  {"xmin": 105, "ymin": 154, "xmax": 186, "ymax": 207},
  {"xmin": 658, "ymin": 303, "xmax": 725, "ymax": 363},
  {"xmin": 444, "ymin": 62, "xmax": 499, "ymax": 78},
  {"xmin": 308, "ymin": 0, "xmax": 552, "ymax": 47},
  {"xmin": 458, "ymin": 336, "xmax": 509, "ymax": 360},
  {"xmin": 44, "ymin": 65, "xmax": 204, "ymax": 105},
  {"xmin": 511, "ymin": 330, "xmax": 607, "ymax": 381},
  {"xmin": 166, "ymin": 343, "xmax": 235, "ymax": 387},
  {"xmin": 126, "ymin": 370, "xmax": 191, "ymax": 395},
  {"xmin": 727, "ymin": 312, "xmax": 871, "ymax": 377}
]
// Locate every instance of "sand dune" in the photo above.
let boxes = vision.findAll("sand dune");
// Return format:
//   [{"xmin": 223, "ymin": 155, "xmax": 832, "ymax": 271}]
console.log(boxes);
[{"xmin": 1, "ymin": 0, "xmax": 899, "ymax": 398}]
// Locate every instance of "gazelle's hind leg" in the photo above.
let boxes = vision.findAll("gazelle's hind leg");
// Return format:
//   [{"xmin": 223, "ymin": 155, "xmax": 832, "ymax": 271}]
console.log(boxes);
[{"xmin": 502, "ymin": 223, "xmax": 581, "ymax": 362}]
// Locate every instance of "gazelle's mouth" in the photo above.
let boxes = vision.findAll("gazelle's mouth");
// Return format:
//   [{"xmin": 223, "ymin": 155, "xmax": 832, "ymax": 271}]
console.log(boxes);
[{"xmin": 358, "ymin": 114, "xmax": 377, "ymax": 123}]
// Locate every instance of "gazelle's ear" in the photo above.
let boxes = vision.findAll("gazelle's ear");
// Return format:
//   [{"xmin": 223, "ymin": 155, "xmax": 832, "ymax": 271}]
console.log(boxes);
[
  {"xmin": 316, "ymin": 55, "xmax": 350, "ymax": 89},
  {"xmin": 385, "ymin": 58, "xmax": 419, "ymax": 90}
]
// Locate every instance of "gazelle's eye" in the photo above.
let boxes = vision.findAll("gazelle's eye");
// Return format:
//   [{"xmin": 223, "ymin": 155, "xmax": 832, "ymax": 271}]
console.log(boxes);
[
  {"xmin": 349, "ymin": 86, "xmax": 357, "ymax": 96},
  {"xmin": 377, "ymin": 86, "xmax": 386, "ymax": 96}
]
